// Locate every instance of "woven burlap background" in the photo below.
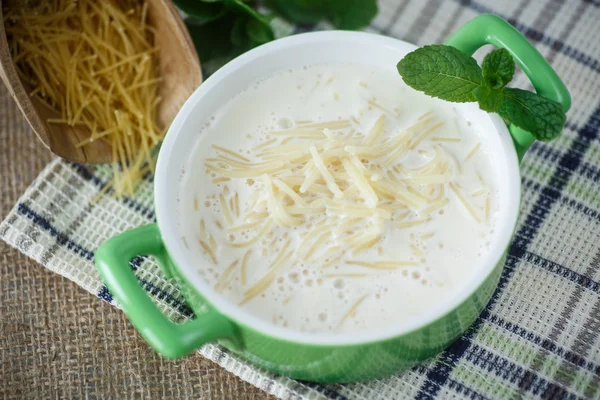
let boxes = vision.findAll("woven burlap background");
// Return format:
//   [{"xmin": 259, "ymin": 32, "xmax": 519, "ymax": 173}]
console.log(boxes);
[{"xmin": 0, "ymin": 84, "xmax": 273, "ymax": 398}]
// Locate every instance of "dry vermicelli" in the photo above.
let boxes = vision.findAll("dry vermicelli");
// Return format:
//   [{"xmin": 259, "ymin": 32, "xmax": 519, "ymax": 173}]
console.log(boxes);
[{"xmin": 4, "ymin": 0, "xmax": 162, "ymax": 197}]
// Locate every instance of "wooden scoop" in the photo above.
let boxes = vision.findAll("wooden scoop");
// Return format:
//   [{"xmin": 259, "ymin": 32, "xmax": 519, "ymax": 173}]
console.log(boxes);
[{"xmin": 0, "ymin": 0, "xmax": 202, "ymax": 164}]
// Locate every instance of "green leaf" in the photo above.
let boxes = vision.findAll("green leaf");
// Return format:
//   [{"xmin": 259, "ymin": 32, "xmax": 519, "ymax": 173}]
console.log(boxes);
[
  {"xmin": 174, "ymin": 0, "xmax": 226, "ymax": 22},
  {"xmin": 226, "ymin": 0, "xmax": 266, "ymax": 21},
  {"xmin": 482, "ymin": 48, "xmax": 515, "ymax": 89},
  {"xmin": 230, "ymin": 17, "xmax": 248, "ymax": 46},
  {"xmin": 181, "ymin": 0, "xmax": 376, "ymax": 69},
  {"xmin": 226, "ymin": 0, "xmax": 275, "ymax": 43},
  {"xmin": 498, "ymin": 88, "xmax": 566, "ymax": 141},
  {"xmin": 474, "ymin": 86, "xmax": 503, "ymax": 112},
  {"xmin": 264, "ymin": 0, "xmax": 325, "ymax": 24},
  {"xmin": 397, "ymin": 44, "xmax": 483, "ymax": 103},
  {"xmin": 327, "ymin": 0, "xmax": 377, "ymax": 30},
  {"xmin": 264, "ymin": 0, "xmax": 377, "ymax": 30},
  {"xmin": 246, "ymin": 16, "xmax": 274, "ymax": 44},
  {"xmin": 185, "ymin": 13, "xmax": 270, "ymax": 66},
  {"xmin": 185, "ymin": 15, "xmax": 236, "ymax": 62}
]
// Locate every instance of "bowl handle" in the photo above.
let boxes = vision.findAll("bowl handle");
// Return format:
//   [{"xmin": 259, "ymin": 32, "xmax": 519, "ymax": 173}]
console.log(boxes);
[
  {"xmin": 95, "ymin": 223, "xmax": 237, "ymax": 358},
  {"xmin": 445, "ymin": 14, "xmax": 571, "ymax": 160}
]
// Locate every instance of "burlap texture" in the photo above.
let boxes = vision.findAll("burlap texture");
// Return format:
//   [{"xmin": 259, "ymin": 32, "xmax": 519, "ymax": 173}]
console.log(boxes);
[{"xmin": 0, "ymin": 84, "xmax": 272, "ymax": 399}]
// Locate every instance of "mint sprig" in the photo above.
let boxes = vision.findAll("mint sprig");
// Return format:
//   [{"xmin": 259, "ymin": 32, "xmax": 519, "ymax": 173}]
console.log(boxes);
[
  {"xmin": 481, "ymin": 48, "xmax": 514, "ymax": 89},
  {"xmin": 178, "ymin": 0, "xmax": 275, "ymax": 66},
  {"xmin": 498, "ymin": 88, "xmax": 566, "ymax": 141},
  {"xmin": 265, "ymin": 0, "xmax": 378, "ymax": 30},
  {"xmin": 177, "ymin": 0, "xmax": 378, "ymax": 67},
  {"xmin": 396, "ymin": 45, "xmax": 482, "ymax": 103},
  {"xmin": 397, "ymin": 45, "xmax": 566, "ymax": 142}
]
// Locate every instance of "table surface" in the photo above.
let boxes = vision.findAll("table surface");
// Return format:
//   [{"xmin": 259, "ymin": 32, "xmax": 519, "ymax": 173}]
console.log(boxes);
[{"xmin": 0, "ymin": 82, "xmax": 273, "ymax": 399}]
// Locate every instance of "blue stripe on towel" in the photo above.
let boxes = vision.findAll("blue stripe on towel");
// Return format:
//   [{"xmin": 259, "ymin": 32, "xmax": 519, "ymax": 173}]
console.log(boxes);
[
  {"xmin": 17, "ymin": 203, "xmax": 94, "ymax": 260},
  {"xmin": 68, "ymin": 162, "xmax": 156, "ymax": 221}
]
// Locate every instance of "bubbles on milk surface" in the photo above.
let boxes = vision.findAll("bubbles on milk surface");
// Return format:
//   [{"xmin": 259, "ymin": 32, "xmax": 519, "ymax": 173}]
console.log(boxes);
[{"xmin": 176, "ymin": 63, "xmax": 501, "ymax": 334}]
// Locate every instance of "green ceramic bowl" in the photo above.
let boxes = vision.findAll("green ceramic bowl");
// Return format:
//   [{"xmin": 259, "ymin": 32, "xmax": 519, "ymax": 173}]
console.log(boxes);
[{"xmin": 94, "ymin": 14, "xmax": 570, "ymax": 382}]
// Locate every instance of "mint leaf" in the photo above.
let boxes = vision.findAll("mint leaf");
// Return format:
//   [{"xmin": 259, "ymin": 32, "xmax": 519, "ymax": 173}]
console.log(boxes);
[
  {"xmin": 397, "ymin": 45, "xmax": 483, "ymax": 103},
  {"xmin": 482, "ymin": 48, "xmax": 514, "ymax": 89},
  {"xmin": 265, "ymin": 0, "xmax": 377, "ymax": 30},
  {"xmin": 474, "ymin": 86, "xmax": 503, "ymax": 112},
  {"xmin": 230, "ymin": 15, "xmax": 273, "ymax": 48},
  {"xmin": 230, "ymin": 16, "xmax": 248, "ymax": 46},
  {"xmin": 498, "ymin": 88, "xmax": 566, "ymax": 141},
  {"xmin": 185, "ymin": 15, "xmax": 236, "ymax": 62},
  {"xmin": 174, "ymin": 0, "xmax": 226, "ymax": 23},
  {"xmin": 178, "ymin": 0, "xmax": 377, "ymax": 66},
  {"xmin": 264, "ymin": 0, "xmax": 327, "ymax": 24},
  {"xmin": 226, "ymin": 0, "xmax": 275, "ymax": 42},
  {"xmin": 246, "ymin": 16, "xmax": 274, "ymax": 44},
  {"xmin": 327, "ymin": 0, "xmax": 378, "ymax": 30},
  {"xmin": 182, "ymin": 0, "xmax": 276, "ymax": 64}
]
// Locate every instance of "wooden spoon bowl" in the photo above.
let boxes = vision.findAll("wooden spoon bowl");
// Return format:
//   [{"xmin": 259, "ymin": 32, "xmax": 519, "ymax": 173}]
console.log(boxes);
[{"xmin": 0, "ymin": 0, "xmax": 202, "ymax": 164}]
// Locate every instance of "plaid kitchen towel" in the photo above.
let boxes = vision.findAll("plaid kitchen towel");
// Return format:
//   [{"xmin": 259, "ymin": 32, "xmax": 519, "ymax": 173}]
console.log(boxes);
[{"xmin": 2, "ymin": 0, "xmax": 600, "ymax": 398}]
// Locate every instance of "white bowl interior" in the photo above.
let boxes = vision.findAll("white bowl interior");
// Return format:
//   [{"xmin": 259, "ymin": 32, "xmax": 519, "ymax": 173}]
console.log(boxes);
[{"xmin": 155, "ymin": 31, "xmax": 521, "ymax": 345}]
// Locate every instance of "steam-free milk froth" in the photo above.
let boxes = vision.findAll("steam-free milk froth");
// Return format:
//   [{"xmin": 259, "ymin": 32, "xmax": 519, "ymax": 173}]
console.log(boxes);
[{"xmin": 177, "ymin": 64, "xmax": 498, "ymax": 334}]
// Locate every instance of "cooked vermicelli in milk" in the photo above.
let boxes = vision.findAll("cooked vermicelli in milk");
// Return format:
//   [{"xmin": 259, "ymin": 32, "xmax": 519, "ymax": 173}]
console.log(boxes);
[{"xmin": 178, "ymin": 64, "xmax": 499, "ymax": 334}]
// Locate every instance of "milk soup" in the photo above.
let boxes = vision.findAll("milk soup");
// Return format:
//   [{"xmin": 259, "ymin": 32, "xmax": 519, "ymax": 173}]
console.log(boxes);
[{"xmin": 177, "ymin": 64, "xmax": 498, "ymax": 334}]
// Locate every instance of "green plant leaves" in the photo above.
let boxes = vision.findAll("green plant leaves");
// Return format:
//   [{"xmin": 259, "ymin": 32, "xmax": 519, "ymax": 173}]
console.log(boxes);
[
  {"xmin": 473, "ymin": 86, "xmax": 503, "ymax": 112},
  {"xmin": 264, "ymin": 0, "xmax": 325, "ymax": 25},
  {"xmin": 246, "ymin": 14, "xmax": 275, "ymax": 44},
  {"xmin": 178, "ymin": 0, "xmax": 376, "ymax": 67},
  {"xmin": 179, "ymin": 0, "xmax": 275, "ymax": 66},
  {"xmin": 328, "ymin": 0, "xmax": 378, "ymax": 30},
  {"xmin": 174, "ymin": 0, "xmax": 226, "ymax": 23},
  {"xmin": 185, "ymin": 15, "xmax": 238, "ymax": 62},
  {"xmin": 179, "ymin": 0, "xmax": 377, "ymax": 67},
  {"xmin": 264, "ymin": 0, "xmax": 377, "ymax": 30},
  {"xmin": 396, "ymin": 44, "xmax": 566, "ymax": 142},
  {"xmin": 481, "ymin": 48, "xmax": 514, "ymax": 89},
  {"xmin": 498, "ymin": 88, "xmax": 565, "ymax": 141},
  {"xmin": 397, "ymin": 45, "xmax": 483, "ymax": 103}
]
